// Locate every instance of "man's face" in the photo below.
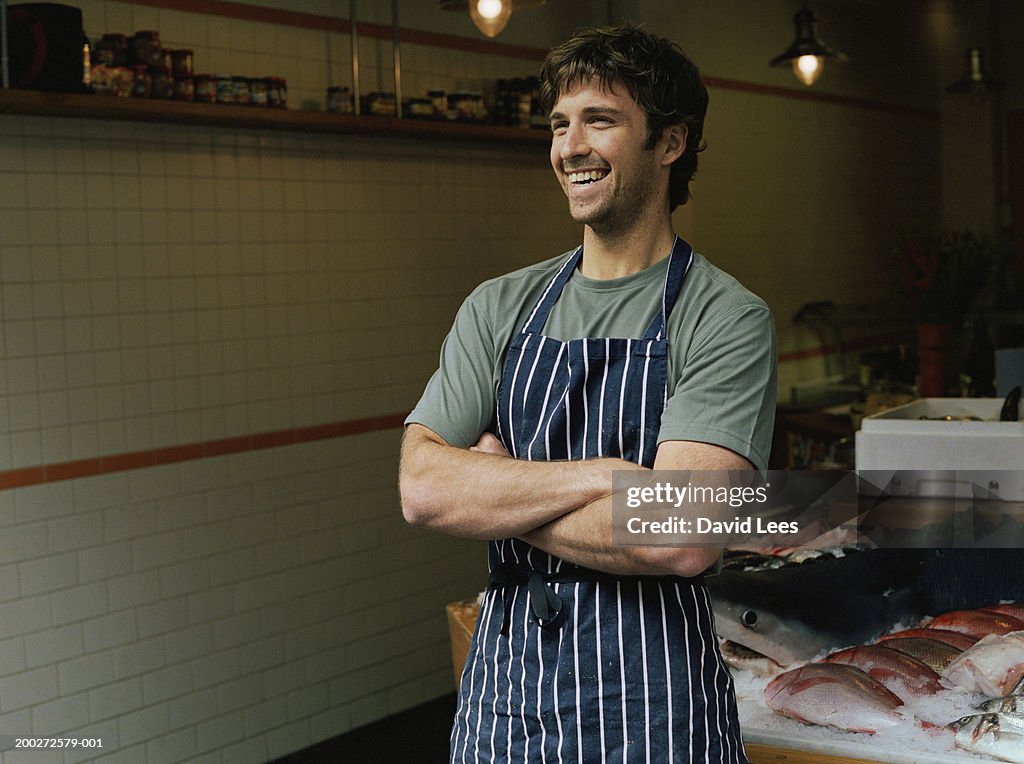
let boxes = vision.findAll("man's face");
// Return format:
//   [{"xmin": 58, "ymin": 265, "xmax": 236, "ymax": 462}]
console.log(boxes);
[{"xmin": 549, "ymin": 79, "xmax": 668, "ymax": 236}]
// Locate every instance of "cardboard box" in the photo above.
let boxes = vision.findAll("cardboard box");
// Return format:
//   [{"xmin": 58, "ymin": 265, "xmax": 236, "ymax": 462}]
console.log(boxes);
[{"xmin": 445, "ymin": 597, "xmax": 480, "ymax": 688}]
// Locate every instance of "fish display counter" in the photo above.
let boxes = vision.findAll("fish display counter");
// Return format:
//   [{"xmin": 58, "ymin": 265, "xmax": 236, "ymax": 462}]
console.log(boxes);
[
  {"xmin": 712, "ymin": 548, "xmax": 1024, "ymax": 763},
  {"xmin": 735, "ymin": 673, "xmax": 1010, "ymax": 763}
]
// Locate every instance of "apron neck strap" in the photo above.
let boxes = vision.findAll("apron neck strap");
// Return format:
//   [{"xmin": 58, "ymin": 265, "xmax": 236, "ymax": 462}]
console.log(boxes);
[
  {"xmin": 519, "ymin": 237, "xmax": 693, "ymax": 338},
  {"xmin": 641, "ymin": 236, "xmax": 693, "ymax": 342},
  {"xmin": 520, "ymin": 246, "xmax": 583, "ymax": 335}
]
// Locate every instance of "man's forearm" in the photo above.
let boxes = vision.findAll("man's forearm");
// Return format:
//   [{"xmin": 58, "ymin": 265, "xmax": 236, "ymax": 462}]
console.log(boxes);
[
  {"xmin": 519, "ymin": 496, "xmax": 721, "ymax": 577},
  {"xmin": 399, "ymin": 424, "xmax": 645, "ymax": 540}
]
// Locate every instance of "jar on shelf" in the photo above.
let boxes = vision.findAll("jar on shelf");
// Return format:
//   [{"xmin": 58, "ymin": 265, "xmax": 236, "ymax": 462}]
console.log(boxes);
[
  {"xmin": 131, "ymin": 31, "xmax": 161, "ymax": 67},
  {"xmin": 171, "ymin": 49, "xmax": 193, "ymax": 77},
  {"xmin": 428, "ymin": 90, "xmax": 447, "ymax": 119},
  {"xmin": 173, "ymin": 76, "xmax": 194, "ymax": 101},
  {"xmin": 232, "ymin": 76, "xmax": 250, "ymax": 105},
  {"xmin": 266, "ymin": 77, "xmax": 287, "ymax": 108},
  {"xmin": 194, "ymin": 74, "xmax": 216, "ymax": 103},
  {"xmin": 150, "ymin": 67, "xmax": 174, "ymax": 99},
  {"xmin": 131, "ymin": 65, "xmax": 151, "ymax": 98},
  {"xmin": 98, "ymin": 33, "xmax": 129, "ymax": 67},
  {"xmin": 405, "ymin": 97, "xmax": 433, "ymax": 119},
  {"xmin": 248, "ymin": 77, "xmax": 267, "ymax": 106},
  {"xmin": 215, "ymin": 74, "xmax": 233, "ymax": 104},
  {"xmin": 154, "ymin": 48, "xmax": 172, "ymax": 73},
  {"xmin": 327, "ymin": 86, "xmax": 352, "ymax": 114}
]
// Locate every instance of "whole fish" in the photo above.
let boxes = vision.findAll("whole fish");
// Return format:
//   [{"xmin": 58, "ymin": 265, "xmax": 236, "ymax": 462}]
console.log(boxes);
[
  {"xmin": 942, "ymin": 631, "xmax": 1024, "ymax": 697},
  {"xmin": 980, "ymin": 696, "xmax": 1024, "ymax": 714},
  {"xmin": 950, "ymin": 713, "xmax": 1024, "ymax": 763},
  {"xmin": 823, "ymin": 645, "xmax": 942, "ymax": 700},
  {"xmin": 983, "ymin": 603, "xmax": 1024, "ymax": 621},
  {"xmin": 928, "ymin": 610, "xmax": 1024, "ymax": 639},
  {"xmin": 708, "ymin": 548, "xmax": 927, "ymax": 666},
  {"xmin": 878, "ymin": 627, "xmax": 978, "ymax": 651},
  {"xmin": 880, "ymin": 637, "xmax": 962, "ymax": 674},
  {"xmin": 764, "ymin": 663, "xmax": 904, "ymax": 733},
  {"xmin": 708, "ymin": 548, "xmax": 1024, "ymax": 667}
]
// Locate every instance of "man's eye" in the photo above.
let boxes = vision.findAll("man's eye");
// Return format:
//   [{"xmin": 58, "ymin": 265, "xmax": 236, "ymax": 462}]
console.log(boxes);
[{"xmin": 551, "ymin": 122, "xmax": 568, "ymax": 134}]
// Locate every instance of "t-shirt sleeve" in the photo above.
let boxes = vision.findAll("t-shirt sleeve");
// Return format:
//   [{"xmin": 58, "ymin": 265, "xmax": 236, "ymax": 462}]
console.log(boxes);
[
  {"xmin": 657, "ymin": 303, "xmax": 777, "ymax": 470},
  {"xmin": 405, "ymin": 289, "xmax": 499, "ymax": 449}
]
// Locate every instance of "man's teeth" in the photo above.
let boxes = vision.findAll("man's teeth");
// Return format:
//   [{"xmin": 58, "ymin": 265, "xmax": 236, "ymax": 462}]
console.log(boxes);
[{"xmin": 569, "ymin": 170, "xmax": 606, "ymax": 184}]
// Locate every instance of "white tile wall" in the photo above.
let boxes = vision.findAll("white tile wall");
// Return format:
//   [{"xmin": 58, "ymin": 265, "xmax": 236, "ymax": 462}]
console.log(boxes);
[{"xmin": 0, "ymin": 435, "xmax": 483, "ymax": 762}]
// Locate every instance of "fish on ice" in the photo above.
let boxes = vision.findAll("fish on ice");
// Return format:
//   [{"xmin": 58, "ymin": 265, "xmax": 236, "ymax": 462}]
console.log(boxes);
[
  {"xmin": 942, "ymin": 630, "xmax": 1024, "ymax": 698},
  {"xmin": 822, "ymin": 644, "xmax": 942, "ymax": 700},
  {"xmin": 763, "ymin": 663, "xmax": 905, "ymax": 734},
  {"xmin": 950, "ymin": 713, "xmax": 1024, "ymax": 763}
]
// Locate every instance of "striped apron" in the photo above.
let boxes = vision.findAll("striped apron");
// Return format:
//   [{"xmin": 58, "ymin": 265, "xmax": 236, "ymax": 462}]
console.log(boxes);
[{"xmin": 450, "ymin": 238, "xmax": 748, "ymax": 763}]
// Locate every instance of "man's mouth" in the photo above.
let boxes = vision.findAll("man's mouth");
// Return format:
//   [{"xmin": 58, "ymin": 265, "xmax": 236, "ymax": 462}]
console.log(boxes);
[{"xmin": 567, "ymin": 169, "xmax": 609, "ymax": 185}]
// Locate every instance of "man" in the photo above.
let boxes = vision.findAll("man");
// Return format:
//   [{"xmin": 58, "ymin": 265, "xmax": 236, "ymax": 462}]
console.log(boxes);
[{"xmin": 400, "ymin": 25, "xmax": 775, "ymax": 763}]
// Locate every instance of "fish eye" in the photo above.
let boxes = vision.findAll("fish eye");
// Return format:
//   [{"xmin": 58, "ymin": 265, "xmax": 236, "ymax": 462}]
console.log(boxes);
[{"xmin": 741, "ymin": 609, "xmax": 758, "ymax": 629}]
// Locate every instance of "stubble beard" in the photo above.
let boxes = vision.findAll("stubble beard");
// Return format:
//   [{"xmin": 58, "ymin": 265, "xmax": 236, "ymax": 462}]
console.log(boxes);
[{"xmin": 569, "ymin": 175, "xmax": 657, "ymax": 238}]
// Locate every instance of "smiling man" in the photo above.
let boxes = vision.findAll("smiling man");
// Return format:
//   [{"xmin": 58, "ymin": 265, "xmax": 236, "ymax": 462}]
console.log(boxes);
[{"xmin": 400, "ymin": 25, "xmax": 776, "ymax": 763}]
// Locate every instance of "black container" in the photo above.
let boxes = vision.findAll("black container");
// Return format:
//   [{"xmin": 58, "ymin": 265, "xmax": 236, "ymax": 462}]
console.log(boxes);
[{"xmin": 6, "ymin": 3, "xmax": 89, "ymax": 92}]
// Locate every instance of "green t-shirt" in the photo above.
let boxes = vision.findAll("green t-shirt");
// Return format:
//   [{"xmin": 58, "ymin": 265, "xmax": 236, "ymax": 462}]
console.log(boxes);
[{"xmin": 407, "ymin": 249, "xmax": 777, "ymax": 470}]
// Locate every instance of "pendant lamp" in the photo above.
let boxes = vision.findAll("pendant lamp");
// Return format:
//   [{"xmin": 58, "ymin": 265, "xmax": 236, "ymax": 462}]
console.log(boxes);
[
  {"xmin": 439, "ymin": 0, "xmax": 544, "ymax": 39},
  {"xmin": 770, "ymin": 6, "xmax": 847, "ymax": 87},
  {"xmin": 946, "ymin": 47, "xmax": 1002, "ymax": 101}
]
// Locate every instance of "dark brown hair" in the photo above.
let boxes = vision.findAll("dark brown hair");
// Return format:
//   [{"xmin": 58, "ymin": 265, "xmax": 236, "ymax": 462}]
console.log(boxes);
[{"xmin": 539, "ymin": 25, "xmax": 708, "ymax": 210}]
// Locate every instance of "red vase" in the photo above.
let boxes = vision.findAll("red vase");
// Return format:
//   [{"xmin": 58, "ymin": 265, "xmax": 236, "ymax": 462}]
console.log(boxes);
[{"xmin": 917, "ymin": 323, "xmax": 950, "ymax": 397}]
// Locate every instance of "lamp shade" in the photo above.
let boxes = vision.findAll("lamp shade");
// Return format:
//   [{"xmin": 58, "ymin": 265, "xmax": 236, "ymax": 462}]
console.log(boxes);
[
  {"xmin": 438, "ymin": 0, "xmax": 544, "ymax": 38},
  {"xmin": 770, "ymin": 7, "xmax": 847, "ymax": 87},
  {"xmin": 469, "ymin": 0, "xmax": 512, "ymax": 37}
]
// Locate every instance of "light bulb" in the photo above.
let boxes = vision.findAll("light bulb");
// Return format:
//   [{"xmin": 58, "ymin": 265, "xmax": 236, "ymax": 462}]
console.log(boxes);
[
  {"xmin": 476, "ymin": 0, "xmax": 504, "ymax": 19},
  {"xmin": 469, "ymin": 0, "xmax": 511, "ymax": 37},
  {"xmin": 793, "ymin": 55, "xmax": 823, "ymax": 86}
]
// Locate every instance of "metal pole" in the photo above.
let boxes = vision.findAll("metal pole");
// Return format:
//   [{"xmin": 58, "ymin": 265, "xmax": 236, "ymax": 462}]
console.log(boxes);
[
  {"xmin": 350, "ymin": 0, "xmax": 360, "ymax": 115},
  {"xmin": 392, "ymin": 0, "xmax": 402, "ymax": 118},
  {"xmin": 1, "ymin": 0, "xmax": 10, "ymax": 89}
]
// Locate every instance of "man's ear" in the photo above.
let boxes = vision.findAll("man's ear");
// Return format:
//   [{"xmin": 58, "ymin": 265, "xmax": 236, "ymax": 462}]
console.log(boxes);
[{"xmin": 661, "ymin": 124, "xmax": 687, "ymax": 166}]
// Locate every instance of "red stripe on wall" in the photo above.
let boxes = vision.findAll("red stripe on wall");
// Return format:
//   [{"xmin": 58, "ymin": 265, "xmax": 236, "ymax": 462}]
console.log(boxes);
[
  {"xmin": 777, "ymin": 332, "xmax": 909, "ymax": 364},
  {"xmin": 0, "ymin": 334, "xmax": 902, "ymax": 490},
  {"xmin": 0, "ymin": 413, "xmax": 409, "ymax": 491},
  {"xmin": 703, "ymin": 76, "xmax": 939, "ymax": 119}
]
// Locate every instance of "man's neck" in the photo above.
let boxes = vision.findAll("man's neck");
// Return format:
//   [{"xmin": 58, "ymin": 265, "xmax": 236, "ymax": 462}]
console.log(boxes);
[{"xmin": 579, "ymin": 219, "xmax": 678, "ymax": 280}]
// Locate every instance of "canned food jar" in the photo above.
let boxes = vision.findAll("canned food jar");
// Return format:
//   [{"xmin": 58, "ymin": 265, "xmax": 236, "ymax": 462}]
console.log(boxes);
[
  {"xmin": 131, "ymin": 31, "xmax": 161, "ymax": 67},
  {"xmin": 232, "ymin": 76, "xmax": 250, "ymax": 105},
  {"xmin": 194, "ymin": 74, "xmax": 216, "ymax": 102},
  {"xmin": 150, "ymin": 67, "xmax": 174, "ymax": 99},
  {"xmin": 132, "ymin": 65, "xmax": 151, "ymax": 98},
  {"xmin": 173, "ymin": 76, "xmax": 194, "ymax": 101},
  {"xmin": 248, "ymin": 77, "xmax": 267, "ymax": 106},
  {"xmin": 215, "ymin": 74, "xmax": 233, "ymax": 103},
  {"xmin": 427, "ymin": 89, "xmax": 446, "ymax": 118},
  {"xmin": 406, "ymin": 97, "xmax": 433, "ymax": 119},
  {"xmin": 266, "ymin": 77, "xmax": 287, "ymax": 108},
  {"xmin": 171, "ymin": 49, "xmax": 193, "ymax": 77},
  {"xmin": 327, "ymin": 86, "xmax": 352, "ymax": 113},
  {"xmin": 99, "ymin": 33, "xmax": 129, "ymax": 67}
]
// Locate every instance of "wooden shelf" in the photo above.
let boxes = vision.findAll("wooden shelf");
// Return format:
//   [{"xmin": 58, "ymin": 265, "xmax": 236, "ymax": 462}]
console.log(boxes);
[{"xmin": 0, "ymin": 88, "xmax": 551, "ymax": 146}]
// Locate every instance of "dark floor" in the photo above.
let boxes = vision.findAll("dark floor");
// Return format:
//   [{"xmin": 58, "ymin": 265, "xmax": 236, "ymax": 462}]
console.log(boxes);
[{"xmin": 272, "ymin": 693, "xmax": 457, "ymax": 763}]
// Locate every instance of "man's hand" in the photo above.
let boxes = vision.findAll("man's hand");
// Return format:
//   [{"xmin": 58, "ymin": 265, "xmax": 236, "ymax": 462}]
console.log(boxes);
[{"xmin": 469, "ymin": 433, "xmax": 509, "ymax": 457}]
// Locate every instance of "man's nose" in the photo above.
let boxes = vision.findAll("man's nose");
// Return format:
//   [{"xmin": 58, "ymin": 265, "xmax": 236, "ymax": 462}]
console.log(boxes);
[{"xmin": 559, "ymin": 122, "xmax": 589, "ymax": 160}]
